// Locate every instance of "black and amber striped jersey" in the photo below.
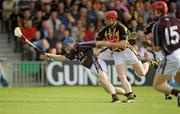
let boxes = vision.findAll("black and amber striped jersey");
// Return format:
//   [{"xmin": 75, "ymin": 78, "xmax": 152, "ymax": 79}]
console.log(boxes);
[{"xmin": 96, "ymin": 21, "xmax": 129, "ymax": 52}]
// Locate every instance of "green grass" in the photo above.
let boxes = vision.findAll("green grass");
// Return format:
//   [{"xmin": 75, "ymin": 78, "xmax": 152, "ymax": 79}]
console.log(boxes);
[{"xmin": 0, "ymin": 86, "xmax": 179, "ymax": 114}]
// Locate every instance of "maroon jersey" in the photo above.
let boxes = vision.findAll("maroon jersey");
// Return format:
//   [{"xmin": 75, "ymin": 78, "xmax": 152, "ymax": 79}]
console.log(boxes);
[
  {"xmin": 96, "ymin": 21, "xmax": 129, "ymax": 52},
  {"xmin": 152, "ymin": 16, "xmax": 180, "ymax": 55},
  {"xmin": 65, "ymin": 47, "xmax": 94, "ymax": 68}
]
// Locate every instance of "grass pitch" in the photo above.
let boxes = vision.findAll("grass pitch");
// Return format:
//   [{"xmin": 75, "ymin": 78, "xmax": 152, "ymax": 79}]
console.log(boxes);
[{"xmin": 0, "ymin": 86, "xmax": 179, "ymax": 114}]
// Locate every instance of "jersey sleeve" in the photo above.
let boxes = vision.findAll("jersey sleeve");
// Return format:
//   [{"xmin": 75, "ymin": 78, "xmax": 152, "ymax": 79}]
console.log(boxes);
[
  {"xmin": 116, "ymin": 22, "xmax": 128, "ymax": 40},
  {"xmin": 96, "ymin": 27, "xmax": 106, "ymax": 41},
  {"xmin": 65, "ymin": 53, "xmax": 75, "ymax": 60},
  {"xmin": 144, "ymin": 22, "xmax": 155, "ymax": 35}
]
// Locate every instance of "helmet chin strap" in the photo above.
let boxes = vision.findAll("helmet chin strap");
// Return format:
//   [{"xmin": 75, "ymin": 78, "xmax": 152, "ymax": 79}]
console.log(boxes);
[
  {"xmin": 109, "ymin": 18, "xmax": 116, "ymax": 28},
  {"xmin": 153, "ymin": 10, "xmax": 162, "ymax": 21}
]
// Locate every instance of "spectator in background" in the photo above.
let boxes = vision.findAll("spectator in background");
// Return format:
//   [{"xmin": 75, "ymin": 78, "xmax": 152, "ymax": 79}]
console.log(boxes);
[
  {"xmin": 55, "ymin": 41, "xmax": 63, "ymax": 55},
  {"xmin": 51, "ymin": 0, "xmax": 59, "ymax": 11},
  {"xmin": 23, "ymin": 9, "xmax": 31, "ymax": 20},
  {"xmin": 65, "ymin": 0, "xmax": 73, "ymax": 10},
  {"xmin": 129, "ymin": 3, "xmax": 139, "ymax": 21},
  {"xmin": 33, "ymin": 10, "xmax": 43, "ymax": 30},
  {"xmin": 79, "ymin": 0, "xmax": 87, "ymax": 8},
  {"xmin": 47, "ymin": 10, "xmax": 61, "ymax": 33},
  {"xmin": 128, "ymin": 19, "xmax": 138, "ymax": 45},
  {"xmin": 105, "ymin": 0, "xmax": 115, "ymax": 10},
  {"xmin": 62, "ymin": 29, "xmax": 71, "ymax": 40},
  {"xmin": 85, "ymin": 23, "xmax": 96, "ymax": 41},
  {"xmin": 129, "ymin": 19, "xmax": 138, "ymax": 32},
  {"xmin": 47, "ymin": 28, "xmax": 58, "ymax": 48},
  {"xmin": 176, "ymin": 0, "xmax": 180, "ymax": 19},
  {"xmin": 136, "ymin": 16, "xmax": 145, "ymax": 31},
  {"xmin": 114, "ymin": 0, "xmax": 129, "ymax": 23},
  {"xmin": 54, "ymin": 24, "xmax": 66, "ymax": 41},
  {"xmin": 95, "ymin": 11, "xmax": 104, "ymax": 31},
  {"xmin": 9, "ymin": 4, "xmax": 22, "ymax": 52},
  {"xmin": 86, "ymin": 1, "xmax": 96, "ymax": 23},
  {"xmin": 0, "ymin": 0, "xmax": 3, "ymax": 33},
  {"xmin": 71, "ymin": 20, "xmax": 85, "ymax": 40},
  {"xmin": 9, "ymin": 4, "xmax": 21, "ymax": 32},
  {"xmin": 39, "ymin": 39, "xmax": 50, "ymax": 60},
  {"xmin": 114, "ymin": 0, "xmax": 129, "ymax": 13},
  {"xmin": 2, "ymin": 0, "xmax": 15, "ymax": 33},
  {"xmin": 43, "ymin": 3, "xmax": 52, "ymax": 18},
  {"xmin": 77, "ymin": 28, "xmax": 86, "ymax": 42},
  {"xmin": 21, "ymin": 9, "xmax": 32, "ymax": 25},
  {"xmin": 30, "ymin": 31, "xmax": 42, "ymax": 60},
  {"xmin": 40, "ymin": 0, "xmax": 52, "ymax": 4},
  {"xmin": 21, "ymin": 19, "xmax": 37, "ymax": 42},
  {"xmin": 40, "ymin": 19, "xmax": 49, "ymax": 39},
  {"xmin": 18, "ymin": 0, "xmax": 31, "ymax": 11},
  {"xmin": 21, "ymin": 19, "xmax": 37, "ymax": 60},
  {"xmin": 59, "ymin": 9, "xmax": 75, "ymax": 29},
  {"xmin": 135, "ymin": 0, "xmax": 144, "ymax": 14},
  {"xmin": 57, "ymin": 2, "xmax": 65, "ymax": 16},
  {"xmin": 48, "ymin": 48, "xmax": 57, "ymax": 54},
  {"xmin": 78, "ymin": 7, "xmax": 87, "ymax": 28},
  {"xmin": 29, "ymin": 1, "xmax": 37, "ymax": 19},
  {"xmin": 141, "ymin": 1, "xmax": 151, "ymax": 23},
  {"xmin": 0, "ymin": 63, "xmax": 9, "ymax": 87},
  {"xmin": 168, "ymin": 1, "xmax": 176, "ymax": 17},
  {"xmin": 122, "ymin": 11, "xmax": 132, "ymax": 27},
  {"xmin": 92, "ymin": 0, "xmax": 102, "ymax": 11},
  {"xmin": 71, "ymin": 1, "xmax": 80, "ymax": 20}
]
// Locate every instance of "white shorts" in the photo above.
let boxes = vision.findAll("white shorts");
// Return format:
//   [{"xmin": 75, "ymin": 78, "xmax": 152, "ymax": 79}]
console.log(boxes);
[
  {"xmin": 98, "ymin": 48, "xmax": 113, "ymax": 60},
  {"xmin": 157, "ymin": 48, "xmax": 180, "ymax": 77},
  {"xmin": 90, "ymin": 58, "xmax": 108, "ymax": 74},
  {"xmin": 112, "ymin": 48, "xmax": 139, "ymax": 66}
]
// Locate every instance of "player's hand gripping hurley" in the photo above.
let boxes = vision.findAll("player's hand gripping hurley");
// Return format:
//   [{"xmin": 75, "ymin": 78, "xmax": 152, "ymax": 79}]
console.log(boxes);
[{"xmin": 14, "ymin": 27, "xmax": 46, "ymax": 55}]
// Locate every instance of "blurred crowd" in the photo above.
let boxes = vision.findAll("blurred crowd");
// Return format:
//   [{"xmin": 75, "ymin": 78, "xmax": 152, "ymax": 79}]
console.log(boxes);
[{"xmin": 0, "ymin": 0, "xmax": 180, "ymax": 61}]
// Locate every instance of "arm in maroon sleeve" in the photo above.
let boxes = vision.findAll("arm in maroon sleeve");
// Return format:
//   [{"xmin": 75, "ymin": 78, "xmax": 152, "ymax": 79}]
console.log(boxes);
[{"xmin": 76, "ymin": 41, "xmax": 96, "ymax": 48}]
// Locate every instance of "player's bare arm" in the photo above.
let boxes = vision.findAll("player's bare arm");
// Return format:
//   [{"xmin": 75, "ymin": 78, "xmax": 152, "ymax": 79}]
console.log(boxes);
[
  {"xmin": 44, "ymin": 53, "xmax": 69, "ymax": 62},
  {"xmin": 95, "ymin": 39, "xmax": 128, "ymax": 49},
  {"xmin": 147, "ymin": 45, "xmax": 161, "ymax": 52}
]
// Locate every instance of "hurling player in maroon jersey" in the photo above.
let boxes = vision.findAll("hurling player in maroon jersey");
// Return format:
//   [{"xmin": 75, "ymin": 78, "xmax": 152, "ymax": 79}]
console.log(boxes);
[
  {"xmin": 42, "ymin": 38, "xmax": 127, "ymax": 103},
  {"xmin": 150, "ymin": 1, "xmax": 180, "ymax": 107}
]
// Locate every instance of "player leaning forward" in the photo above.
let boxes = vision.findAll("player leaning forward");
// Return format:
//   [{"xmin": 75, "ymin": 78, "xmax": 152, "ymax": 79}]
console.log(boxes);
[
  {"xmin": 150, "ymin": 1, "xmax": 180, "ymax": 107},
  {"xmin": 94, "ymin": 11, "xmax": 159, "ymax": 103},
  {"xmin": 43, "ymin": 38, "xmax": 126, "ymax": 103}
]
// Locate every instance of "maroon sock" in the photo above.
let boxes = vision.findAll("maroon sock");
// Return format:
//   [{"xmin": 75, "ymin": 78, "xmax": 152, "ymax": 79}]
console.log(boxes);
[
  {"xmin": 171, "ymin": 89, "xmax": 180, "ymax": 96},
  {"xmin": 112, "ymin": 94, "xmax": 119, "ymax": 100}
]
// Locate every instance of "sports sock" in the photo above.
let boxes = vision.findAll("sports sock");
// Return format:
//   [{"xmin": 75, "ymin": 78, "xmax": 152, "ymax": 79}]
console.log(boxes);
[
  {"xmin": 171, "ymin": 89, "xmax": 180, "ymax": 96},
  {"xmin": 112, "ymin": 94, "xmax": 119, "ymax": 100}
]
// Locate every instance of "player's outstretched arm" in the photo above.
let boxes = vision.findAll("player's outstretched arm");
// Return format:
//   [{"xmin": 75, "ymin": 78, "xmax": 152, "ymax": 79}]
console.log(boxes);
[
  {"xmin": 95, "ymin": 40, "xmax": 128, "ymax": 49},
  {"xmin": 44, "ymin": 53, "xmax": 69, "ymax": 62},
  {"xmin": 77, "ymin": 40, "xmax": 128, "ymax": 49},
  {"xmin": 77, "ymin": 41, "xmax": 96, "ymax": 48}
]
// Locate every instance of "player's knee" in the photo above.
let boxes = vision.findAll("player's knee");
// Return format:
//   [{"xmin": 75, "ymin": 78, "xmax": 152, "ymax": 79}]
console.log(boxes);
[
  {"xmin": 119, "ymin": 74, "xmax": 127, "ymax": 81},
  {"xmin": 97, "ymin": 72, "xmax": 107, "ymax": 81},
  {"xmin": 134, "ymin": 70, "xmax": 146, "ymax": 77},
  {"xmin": 153, "ymin": 81, "xmax": 163, "ymax": 91}
]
